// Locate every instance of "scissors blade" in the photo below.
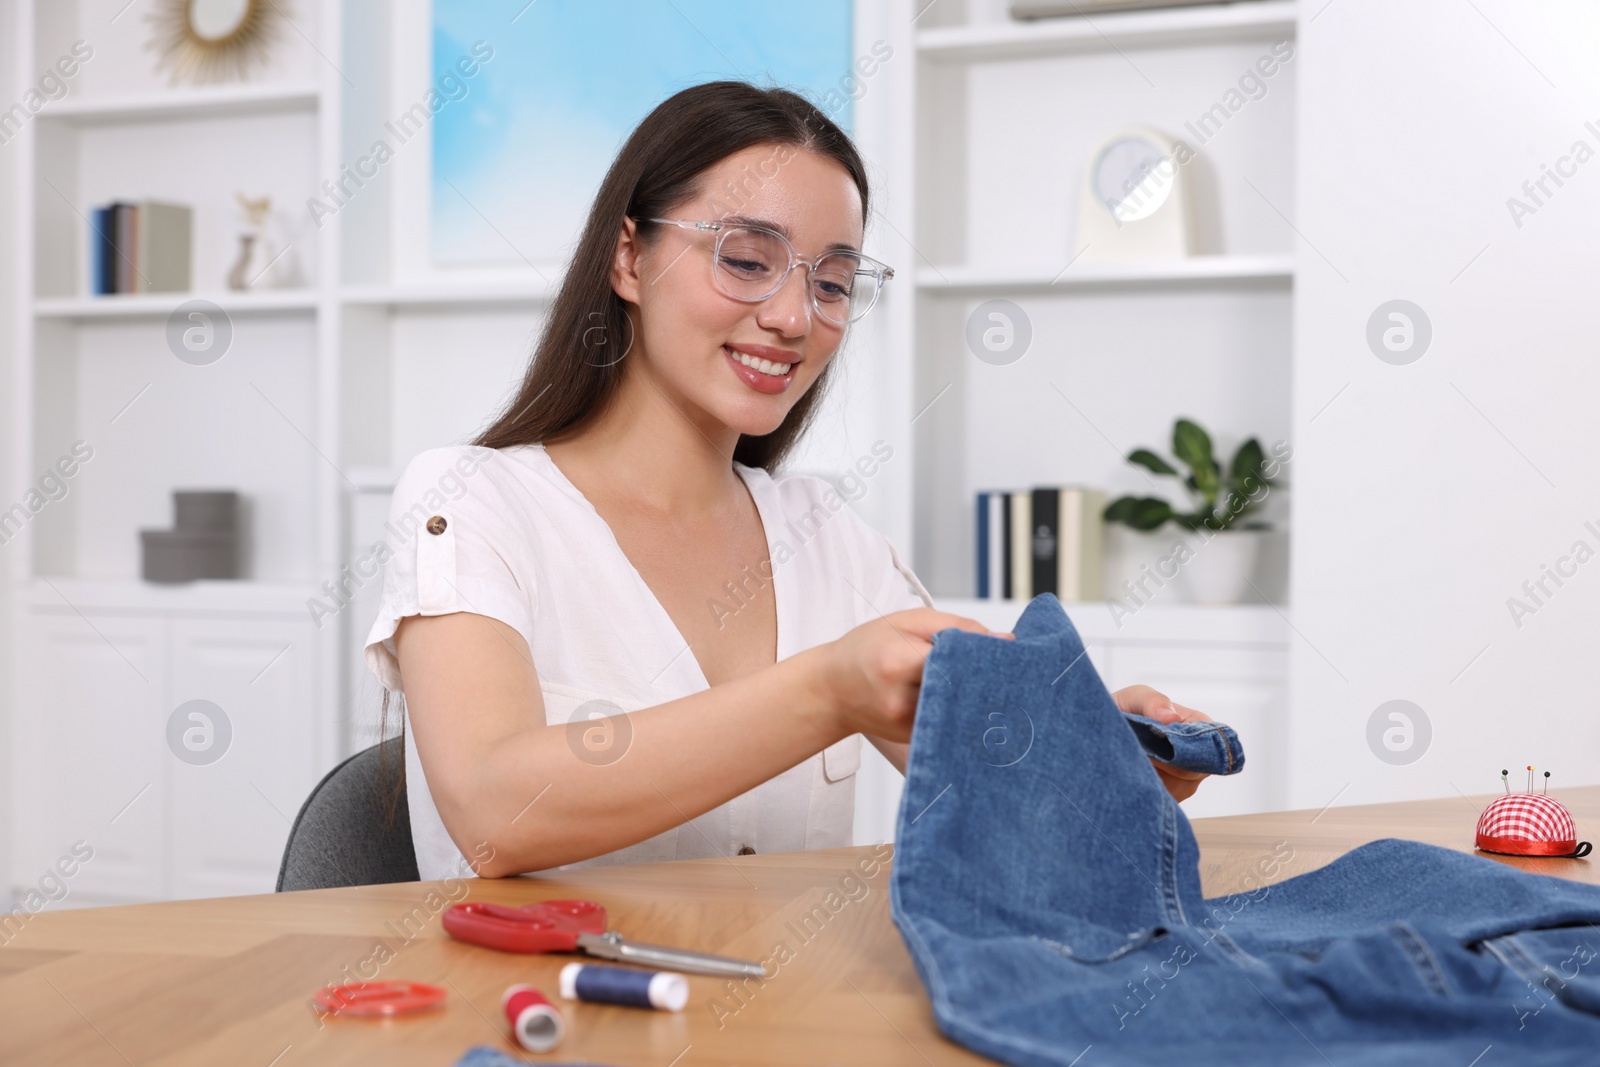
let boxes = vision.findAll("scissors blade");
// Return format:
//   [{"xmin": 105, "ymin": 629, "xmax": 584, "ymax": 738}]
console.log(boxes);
[{"xmin": 576, "ymin": 931, "xmax": 768, "ymax": 979}]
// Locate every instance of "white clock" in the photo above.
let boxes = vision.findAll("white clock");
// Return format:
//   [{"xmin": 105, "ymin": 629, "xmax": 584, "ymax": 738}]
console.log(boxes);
[{"xmin": 1076, "ymin": 126, "xmax": 1192, "ymax": 262}]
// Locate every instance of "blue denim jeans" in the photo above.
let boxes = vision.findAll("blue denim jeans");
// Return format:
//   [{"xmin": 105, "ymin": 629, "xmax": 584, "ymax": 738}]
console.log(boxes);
[{"xmin": 891, "ymin": 594, "xmax": 1600, "ymax": 1066}]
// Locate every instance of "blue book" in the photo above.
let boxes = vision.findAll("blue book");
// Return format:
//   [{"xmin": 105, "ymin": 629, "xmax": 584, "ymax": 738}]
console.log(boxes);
[
  {"xmin": 976, "ymin": 491, "xmax": 991, "ymax": 599},
  {"xmin": 90, "ymin": 204, "xmax": 115, "ymax": 295}
]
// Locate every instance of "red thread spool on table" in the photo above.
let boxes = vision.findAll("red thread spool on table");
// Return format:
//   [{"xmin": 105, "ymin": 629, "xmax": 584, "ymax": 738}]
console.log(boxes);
[{"xmin": 502, "ymin": 983, "xmax": 565, "ymax": 1052}]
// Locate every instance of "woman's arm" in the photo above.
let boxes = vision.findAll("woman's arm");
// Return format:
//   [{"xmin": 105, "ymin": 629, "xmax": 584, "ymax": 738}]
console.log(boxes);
[
  {"xmin": 396, "ymin": 611, "xmax": 844, "ymax": 877},
  {"xmin": 395, "ymin": 606, "xmax": 995, "ymax": 877}
]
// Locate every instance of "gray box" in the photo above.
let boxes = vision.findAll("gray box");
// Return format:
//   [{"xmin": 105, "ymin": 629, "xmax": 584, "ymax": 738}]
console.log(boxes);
[
  {"xmin": 140, "ymin": 489, "xmax": 245, "ymax": 583},
  {"xmin": 174, "ymin": 490, "xmax": 239, "ymax": 531},
  {"xmin": 140, "ymin": 529, "xmax": 240, "ymax": 583}
]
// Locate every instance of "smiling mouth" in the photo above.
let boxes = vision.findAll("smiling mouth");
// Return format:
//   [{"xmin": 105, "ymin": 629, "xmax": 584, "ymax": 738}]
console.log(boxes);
[{"xmin": 724, "ymin": 346, "xmax": 795, "ymax": 377}]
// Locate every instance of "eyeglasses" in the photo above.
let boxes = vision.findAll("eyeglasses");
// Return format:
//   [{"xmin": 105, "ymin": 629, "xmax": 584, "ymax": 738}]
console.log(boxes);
[{"xmin": 636, "ymin": 217, "xmax": 893, "ymax": 326}]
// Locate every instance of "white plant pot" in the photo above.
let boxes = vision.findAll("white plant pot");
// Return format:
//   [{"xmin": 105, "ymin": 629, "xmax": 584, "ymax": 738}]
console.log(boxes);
[{"xmin": 1179, "ymin": 528, "xmax": 1265, "ymax": 605}]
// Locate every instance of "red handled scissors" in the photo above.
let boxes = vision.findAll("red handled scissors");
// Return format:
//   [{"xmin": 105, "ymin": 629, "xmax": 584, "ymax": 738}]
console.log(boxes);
[{"xmin": 442, "ymin": 898, "xmax": 766, "ymax": 979}]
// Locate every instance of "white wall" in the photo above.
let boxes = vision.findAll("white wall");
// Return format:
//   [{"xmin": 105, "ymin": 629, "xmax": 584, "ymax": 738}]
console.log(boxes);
[
  {"xmin": 0, "ymin": 0, "xmax": 18, "ymax": 907},
  {"xmin": 1288, "ymin": 0, "xmax": 1600, "ymax": 809}
]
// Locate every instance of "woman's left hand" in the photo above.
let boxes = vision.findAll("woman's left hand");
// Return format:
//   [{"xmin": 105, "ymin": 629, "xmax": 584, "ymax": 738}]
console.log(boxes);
[{"xmin": 1113, "ymin": 685, "xmax": 1214, "ymax": 803}]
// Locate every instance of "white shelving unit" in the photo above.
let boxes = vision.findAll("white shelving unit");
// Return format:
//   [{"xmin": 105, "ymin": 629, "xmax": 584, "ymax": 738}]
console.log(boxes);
[
  {"xmin": 889, "ymin": 0, "xmax": 1298, "ymax": 608},
  {"xmin": 34, "ymin": 288, "xmax": 320, "ymax": 319},
  {"xmin": 915, "ymin": 254, "xmax": 1295, "ymax": 291},
  {"xmin": 6, "ymin": 0, "xmax": 553, "ymax": 905},
  {"xmin": 844, "ymin": 0, "xmax": 1299, "ymax": 834},
  {"xmin": 38, "ymin": 82, "xmax": 321, "ymax": 124},
  {"xmin": 915, "ymin": 0, "xmax": 1297, "ymax": 59},
  {"xmin": 6, "ymin": 0, "xmax": 343, "ymax": 907},
  {"xmin": 339, "ymin": 279, "xmax": 553, "ymax": 308}
]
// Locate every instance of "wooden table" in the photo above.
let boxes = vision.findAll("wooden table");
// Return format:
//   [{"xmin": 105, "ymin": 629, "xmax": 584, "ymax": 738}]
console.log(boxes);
[{"xmin": 5, "ymin": 786, "xmax": 1598, "ymax": 1066}]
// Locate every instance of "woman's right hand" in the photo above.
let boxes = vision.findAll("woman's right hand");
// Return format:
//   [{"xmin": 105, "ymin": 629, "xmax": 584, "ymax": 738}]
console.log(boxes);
[{"xmin": 813, "ymin": 609, "xmax": 1011, "ymax": 744}]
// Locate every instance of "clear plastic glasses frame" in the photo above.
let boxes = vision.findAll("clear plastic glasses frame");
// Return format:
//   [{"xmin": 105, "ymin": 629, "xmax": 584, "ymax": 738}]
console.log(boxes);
[{"xmin": 636, "ymin": 216, "xmax": 894, "ymax": 325}]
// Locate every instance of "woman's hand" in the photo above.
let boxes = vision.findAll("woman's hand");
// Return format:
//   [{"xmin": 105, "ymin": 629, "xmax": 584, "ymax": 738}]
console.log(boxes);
[
  {"xmin": 816, "ymin": 623, "xmax": 1213, "ymax": 806},
  {"xmin": 814, "ymin": 609, "xmax": 1010, "ymax": 744},
  {"xmin": 1113, "ymin": 684, "xmax": 1215, "ymax": 803}
]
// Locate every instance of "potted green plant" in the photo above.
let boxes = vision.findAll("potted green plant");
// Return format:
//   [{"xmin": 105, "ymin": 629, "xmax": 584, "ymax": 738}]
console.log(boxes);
[{"xmin": 1103, "ymin": 418, "xmax": 1279, "ymax": 603}]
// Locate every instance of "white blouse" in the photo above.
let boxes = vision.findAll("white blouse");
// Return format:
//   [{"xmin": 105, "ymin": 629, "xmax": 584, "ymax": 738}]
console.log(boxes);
[{"xmin": 364, "ymin": 442, "xmax": 933, "ymax": 881}]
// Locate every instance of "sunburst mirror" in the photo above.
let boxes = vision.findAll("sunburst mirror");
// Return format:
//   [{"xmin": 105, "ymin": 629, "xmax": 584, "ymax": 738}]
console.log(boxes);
[{"xmin": 147, "ymin": 0, "xmax": 288, "ymax": 85}]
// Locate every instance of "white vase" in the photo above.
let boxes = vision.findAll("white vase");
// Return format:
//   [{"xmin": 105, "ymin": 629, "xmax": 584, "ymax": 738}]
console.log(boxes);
[
  {"xmin": 1179, "ymin": 528, "xmax": 1265, "ymax": 605},
  {"xmin": 226, "ymin": 211, "xmax": 304, "ymax": 291}
]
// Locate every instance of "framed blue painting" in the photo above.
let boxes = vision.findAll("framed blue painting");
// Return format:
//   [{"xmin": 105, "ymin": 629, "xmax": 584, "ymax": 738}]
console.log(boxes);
[{"xmin": 431, "ymin": 0, "xmax": 856, "ymax": 266}]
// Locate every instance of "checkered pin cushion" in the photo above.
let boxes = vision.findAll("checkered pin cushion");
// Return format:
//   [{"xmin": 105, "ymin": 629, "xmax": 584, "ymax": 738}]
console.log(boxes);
[{"xmin": 1475, "ymin": 792, "xmax": 1592, "ymax": 858}]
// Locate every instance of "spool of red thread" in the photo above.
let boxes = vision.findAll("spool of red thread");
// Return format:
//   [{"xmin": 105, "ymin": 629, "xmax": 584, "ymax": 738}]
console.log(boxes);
[{"xmin": 502, "ymin": 983, "xmax": 565, "ymax": 1053}]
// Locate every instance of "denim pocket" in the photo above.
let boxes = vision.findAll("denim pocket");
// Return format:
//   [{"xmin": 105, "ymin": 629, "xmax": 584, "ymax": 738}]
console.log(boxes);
[
  {"xmin": 1282, "ymin": 922, "xmax": 1459, "ymax": 1001},
  {"xmin": 1478, "ymin": 925, "xmax": 1600, "ymax": 1018}
]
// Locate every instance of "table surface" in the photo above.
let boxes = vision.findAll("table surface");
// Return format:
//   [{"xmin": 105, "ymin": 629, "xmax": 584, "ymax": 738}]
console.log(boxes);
[{"xmin": 6, "ymin": 785, "xmax": 1599, "ymax": 1066}]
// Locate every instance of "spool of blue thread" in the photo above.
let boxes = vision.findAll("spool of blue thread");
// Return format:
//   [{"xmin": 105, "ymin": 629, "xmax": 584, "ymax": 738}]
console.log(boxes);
[{"xmin": 558, "ymin": 962, "xmax": 689, "ymax": 1012}]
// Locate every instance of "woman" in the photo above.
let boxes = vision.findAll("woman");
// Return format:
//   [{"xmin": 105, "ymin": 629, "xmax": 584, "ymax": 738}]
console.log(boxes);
[{"xmin": 364, "ymin": 81, "xmax": 1212, "ymax": 881}]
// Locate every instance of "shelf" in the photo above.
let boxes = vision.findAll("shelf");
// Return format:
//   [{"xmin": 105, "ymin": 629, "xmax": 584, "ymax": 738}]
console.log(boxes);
[
  {"xmin": 344, "ymin": 466, "xmax": 400, "ymax": 492},
  {"xmin": 40, "ymin": 83, "xmax": 321, "ymax": 125},
  {"xmin": 34, "ymin": 290, "xmax": 319, "ymax": 320},
  {"xmin": 915, "ymin": 255, "xmax": 1293, "ymax": 293},
  {"xmin": 917, "ymin": 1, "xmax": 1297, "ymax": 62},
  {"xmin": 932, "ymin": 596, "xmax": 1289, "ymax": 645},
  {"xmin": 341, "ymin": 279, "xmax": 555, "ymax": 308},
  {"xmin": 24, "ymin": 578, "xmax": 320, "ymax": 617}
]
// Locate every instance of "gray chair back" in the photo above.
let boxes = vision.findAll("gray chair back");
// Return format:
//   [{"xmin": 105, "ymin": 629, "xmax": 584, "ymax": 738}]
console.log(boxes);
[{"xmin": 276, "ymin": 736, "xmax": 420, "ymax": 891}]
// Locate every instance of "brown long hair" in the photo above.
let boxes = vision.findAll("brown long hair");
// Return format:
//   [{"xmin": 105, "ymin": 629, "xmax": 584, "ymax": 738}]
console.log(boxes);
[{"xmin": 471, "ymin": 79, "xmax": 872, "ymax": 472}]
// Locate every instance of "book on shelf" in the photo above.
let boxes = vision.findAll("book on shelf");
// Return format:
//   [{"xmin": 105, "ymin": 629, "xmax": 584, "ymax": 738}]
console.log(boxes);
[
  {"xmin": 116, "ymin": 202, "xmax": 134, "ymax": 294},
  {"xmin": 976, "ymin": 487, "xmax": 1106, "ymax": 601},
  {"xmin": 90, "ymin": 200, "xmax": 192, "ymax": 295},
  {"xmin": 90, "ymin": 204, "xmax": 114, "ymax": 297},
  {"xmin": 1010, "ymin": 491, "xmax": 1031, "ymax": 601}
]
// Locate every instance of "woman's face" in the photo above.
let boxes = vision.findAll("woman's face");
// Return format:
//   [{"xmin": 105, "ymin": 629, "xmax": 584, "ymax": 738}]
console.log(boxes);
[{"xmin": 617, "ymin": 143, "xmax": 866, "ymax": 440}]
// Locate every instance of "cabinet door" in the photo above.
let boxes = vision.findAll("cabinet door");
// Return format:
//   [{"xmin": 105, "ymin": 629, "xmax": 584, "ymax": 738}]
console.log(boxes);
[
  {"xmin": 15, "ymin": 612, "xmax": 169, "ymax": 903},
  {"xmin": 167, "ymin": 618, "xmax": 321, "ymax": 899},
  {"xmin": 1107, "ymin": 644, "xmax": 1288, "ymax": 820}
]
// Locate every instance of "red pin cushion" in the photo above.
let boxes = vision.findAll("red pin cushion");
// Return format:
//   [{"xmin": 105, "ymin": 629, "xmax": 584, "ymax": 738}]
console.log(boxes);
[{"xmin": 1476, "ymin": 793, "xmax": 1593, "ymax": 858}]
